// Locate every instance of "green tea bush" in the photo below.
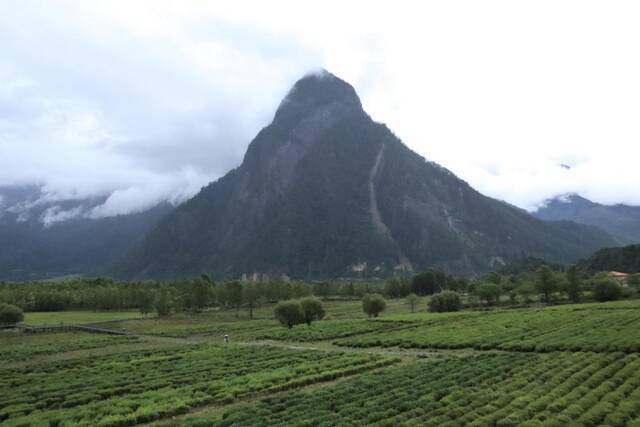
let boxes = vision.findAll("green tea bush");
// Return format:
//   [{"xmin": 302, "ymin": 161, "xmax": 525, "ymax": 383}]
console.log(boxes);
[
  {"xmin": 173, "ymin": 352, "xmax": 640, "ymax": 426},
  {"xmin": 427, "ymin": 291, "xmax": 462, "ymax": 313},
  {"xmin": 0, "ymin": 333, "xmax": 140, "ymax": 363},
  {"xmin": 259, "ymin": 319, "xmax": 405, "ymax": 342},
  {"xmin": 336, "ymin": 301, "xmax": 640, "ymax": 353},
  {"xmin": 0, "ymin": 344, "xmax": 395, "ymax": 426}
]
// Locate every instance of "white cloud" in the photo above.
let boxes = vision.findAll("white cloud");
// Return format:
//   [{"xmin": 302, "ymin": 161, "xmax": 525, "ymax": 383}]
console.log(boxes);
[
  {"xmin": 1, "ymin": 0, "xmax": 639, "ymax": 218},
  {"xmin": 41, "ymin": 206, "xmax": 84, "ymax": 227}
]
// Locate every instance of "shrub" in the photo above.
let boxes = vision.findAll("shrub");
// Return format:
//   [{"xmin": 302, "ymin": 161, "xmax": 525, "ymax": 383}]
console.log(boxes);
[
  {"xmin": 592, "ymin": 279, "xmax": 623, "ymax": 302},
  {"xmin": 628, "ymin": 273, "xmax": 640, "ymax": 288},
  {"xmin": 274, "ymin": 300, "xmax": 305, "ymax": 328},
  {"xmin": 0, "ymin": 303, "xmax": 24, "ymax": 325},
  {"xmin": 428, "ymin": 291, "xmax": 462, "ymax": 313},
  {"xmin": 299, "ymin": 297, "xmax": 325, "ymax": 326},
  {"xmin": 362, "ymin": 294, "xmax": 386, "ymax": 317}
]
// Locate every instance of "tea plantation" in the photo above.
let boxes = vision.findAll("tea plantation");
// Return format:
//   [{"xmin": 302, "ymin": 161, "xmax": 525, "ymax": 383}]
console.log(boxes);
[
  {"xmin": 3, "ymin": 300, "xmax": 640, "ymax": 425},
  {"xmin": 179, "ymin": 352, "xmax": 640, "ymax": 426},
  {"xmin": 1, "ymin": 343, "xmax": 396, "ymax": 426},
  {"xmin": 337, "ymin": 304, "xmax": 640, "ymax": 352}
]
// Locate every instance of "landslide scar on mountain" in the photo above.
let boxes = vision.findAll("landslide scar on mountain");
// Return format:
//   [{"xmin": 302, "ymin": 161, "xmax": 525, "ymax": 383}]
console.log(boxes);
[{"xmin": 369, "ymin": 143, "xmax": 413, "ymax": 272}]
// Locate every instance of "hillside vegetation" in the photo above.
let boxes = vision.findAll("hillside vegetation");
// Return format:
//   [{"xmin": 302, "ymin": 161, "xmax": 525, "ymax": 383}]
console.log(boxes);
[{"xmin": 580, "ymin": 244, "xmax": 640, "ymax": 273}]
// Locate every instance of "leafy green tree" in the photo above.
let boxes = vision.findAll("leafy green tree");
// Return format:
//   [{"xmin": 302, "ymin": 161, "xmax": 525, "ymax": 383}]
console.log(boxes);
[
  {"xmin": 485, "ymin": 272, "xmax": 502, "ymax": 285},
  {"xmin": 565, "ymin": 264, "xmax": 582, "ymax": 302},
  {"xmin": 411, "ymin": 270, "xmax": 445, "ymax": 295},
  {"xmin": 19, "ymin": 292, "xmax": 36, "ymax": 312},
  {"xmin": 535, "ymin": 265, "xmax": 557, "ymax": 303},
  {"xmin": 190, "ymin": 276, "xmax": 211, "ymax": 312},
  {"xmin": 384, "ymin": 276, "xmax": 399, "ymax": 298},
  {"xmin": 274, "ymin": 300, "xmax": 304, "ymax": 328},
  {"xmin": 428, "ymin": 291, "xmax": 462, "ymax": 312},
  {"xmin": 517, "ymin": 282, "xmax": 536, "ymax": 303},
  {"xmin": 499, "ymin": 280, "xmax": 518, "ymax": 305},
  {"xmin": 445, "ymin": 276, "xmax": 469, "ymax": 292},
  {"xmin": 353, "ymin": 283, "xmax": 372, "ymax": 298},
  {"xmin": 154, "ymin": 287, "xmax": 172, "ymax": 317},
  {"xmin": 0, "ymin": 303, "xmax": 24, "ymax": 324},
  {"xmin": 406, "ymin": 293, "xmax": 420, "ymax": 313},
  {"xmin": 139, "ymin": 292, "xmax": 154, "ymax": 317},
  {"xmin": 314, "ymin": 282, "xmax": 333, "ymax": 300},
  {"xmin": 299, "ymin": 297, "xmax": 325, "ymax": 326},
  {"xmin": 500, "ymin": 279, "xmax": 515, "ymax": 294},
  {"xmin": 290, "ymin": 282, "xmax": 312, "ymax": 299},
  {"xmin": 475, "ymin": 283, "xmax": 502, "ymax": 306},
  {"xmin": 260, "ymin": 280, "xmax": 279, "ymax": 302},
  {"xmin": 592, "ymin": 278, "xmax": 623, "ymax": 302},
  {"xmin": 225, "ymin": 281, "xmax": 243, "ymax": 317},
  {"xmin": 362, "ymin": 293, "xmax": 386, "ymax": 317},
  {"xmin": 242, "ymin": 282, "xmax": 261, "ymax": 319},
  {"xmin": 384, "ymin": 276, "xmax": 410, "ymax": 298},
  {"xmin": 340, "ymin": 282, "xmax": 356, "ymax": 298},
  {"xmin": 627, "ymin": 273, "xmax": 640, "ymax": 289}
]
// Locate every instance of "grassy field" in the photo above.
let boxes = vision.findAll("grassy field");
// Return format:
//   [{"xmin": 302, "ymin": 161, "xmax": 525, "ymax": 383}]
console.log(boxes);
[
  {"xmin": 4, "ymin": 299, "xmax": 640, "ymax": 425},
  {"xmin": 23, "ymin": 310, "xmax": 146, "ymax": 325}
]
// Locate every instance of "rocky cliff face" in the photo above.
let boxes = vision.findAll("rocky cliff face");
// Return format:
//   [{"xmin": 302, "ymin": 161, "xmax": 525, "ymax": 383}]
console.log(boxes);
[{"xmin": 115, "ymin": 71, "xmax": 618, "ymax": 280}]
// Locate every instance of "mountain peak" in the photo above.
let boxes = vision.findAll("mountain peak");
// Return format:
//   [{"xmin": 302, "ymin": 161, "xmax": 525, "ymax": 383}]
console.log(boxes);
[
  {"xmin": 533, "ymin": 193, "xmax": 640, "ymax": 244},
  {"xmin": 534, "ymin": 193, "xmax": 589, "ymax": 211},
  {"xmin": 274, "ymin": 69, "xmax": 362, "ymax": 124},
  {"xmin": 116, "ymin": 72, "xmax": 618, "ymax": 280},
  {"xmin": 556, "ymin": 193, "xmax": 588, "ymax": 204}
]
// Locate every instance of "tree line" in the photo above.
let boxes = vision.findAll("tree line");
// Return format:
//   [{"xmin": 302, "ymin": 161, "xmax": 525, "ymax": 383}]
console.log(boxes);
[
  {"xmin": 467, "ymin": 265, "xmax": 639, "ymax": 306},
  {"xmin": 0, "ymin": 270, "xmax": 464, "ymax": 315},
  {"xmin": 1, "ymin": 265, "xmax": 637, "ymax": 318}
]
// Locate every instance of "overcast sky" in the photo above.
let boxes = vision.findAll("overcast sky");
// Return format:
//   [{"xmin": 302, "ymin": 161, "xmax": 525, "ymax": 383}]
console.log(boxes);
[{"xmin": 1, "ymin": 0, "xmax": 639, "ymax": 219}]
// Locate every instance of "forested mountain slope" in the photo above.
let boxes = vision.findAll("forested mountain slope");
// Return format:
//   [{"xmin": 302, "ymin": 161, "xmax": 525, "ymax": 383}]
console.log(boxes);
[
  {"xmin": 0, "ymin": 185, "xmax": 173, "ymax": 280},
  {"xmin": 115, "ymin": 71, "xmax": 617, "ymax": 280}
]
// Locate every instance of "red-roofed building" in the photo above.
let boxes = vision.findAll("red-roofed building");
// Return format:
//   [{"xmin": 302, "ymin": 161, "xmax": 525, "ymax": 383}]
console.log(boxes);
[{"xmin": 607, "ymin": 271, "xmax": 629, "ymax": 282}]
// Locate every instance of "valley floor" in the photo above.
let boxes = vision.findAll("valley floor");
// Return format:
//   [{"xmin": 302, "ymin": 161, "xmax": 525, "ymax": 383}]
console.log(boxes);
[{"xmin": 3, "ymin": 299, "xmax": 640, "ymax": 426}]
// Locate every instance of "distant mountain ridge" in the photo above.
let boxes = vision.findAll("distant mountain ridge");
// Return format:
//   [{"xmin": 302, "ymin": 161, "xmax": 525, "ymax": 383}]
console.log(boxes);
[
  {"xmin": 533, "ymin": 193, "xmax": 640, "ymax": 244},
  {"xmin": 114, "ymin": 70, "xmax": 618, "ymax": 280},
  {"xmin": 0, "ymin": 185, "xmax": 173, "ymax": 280}
]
